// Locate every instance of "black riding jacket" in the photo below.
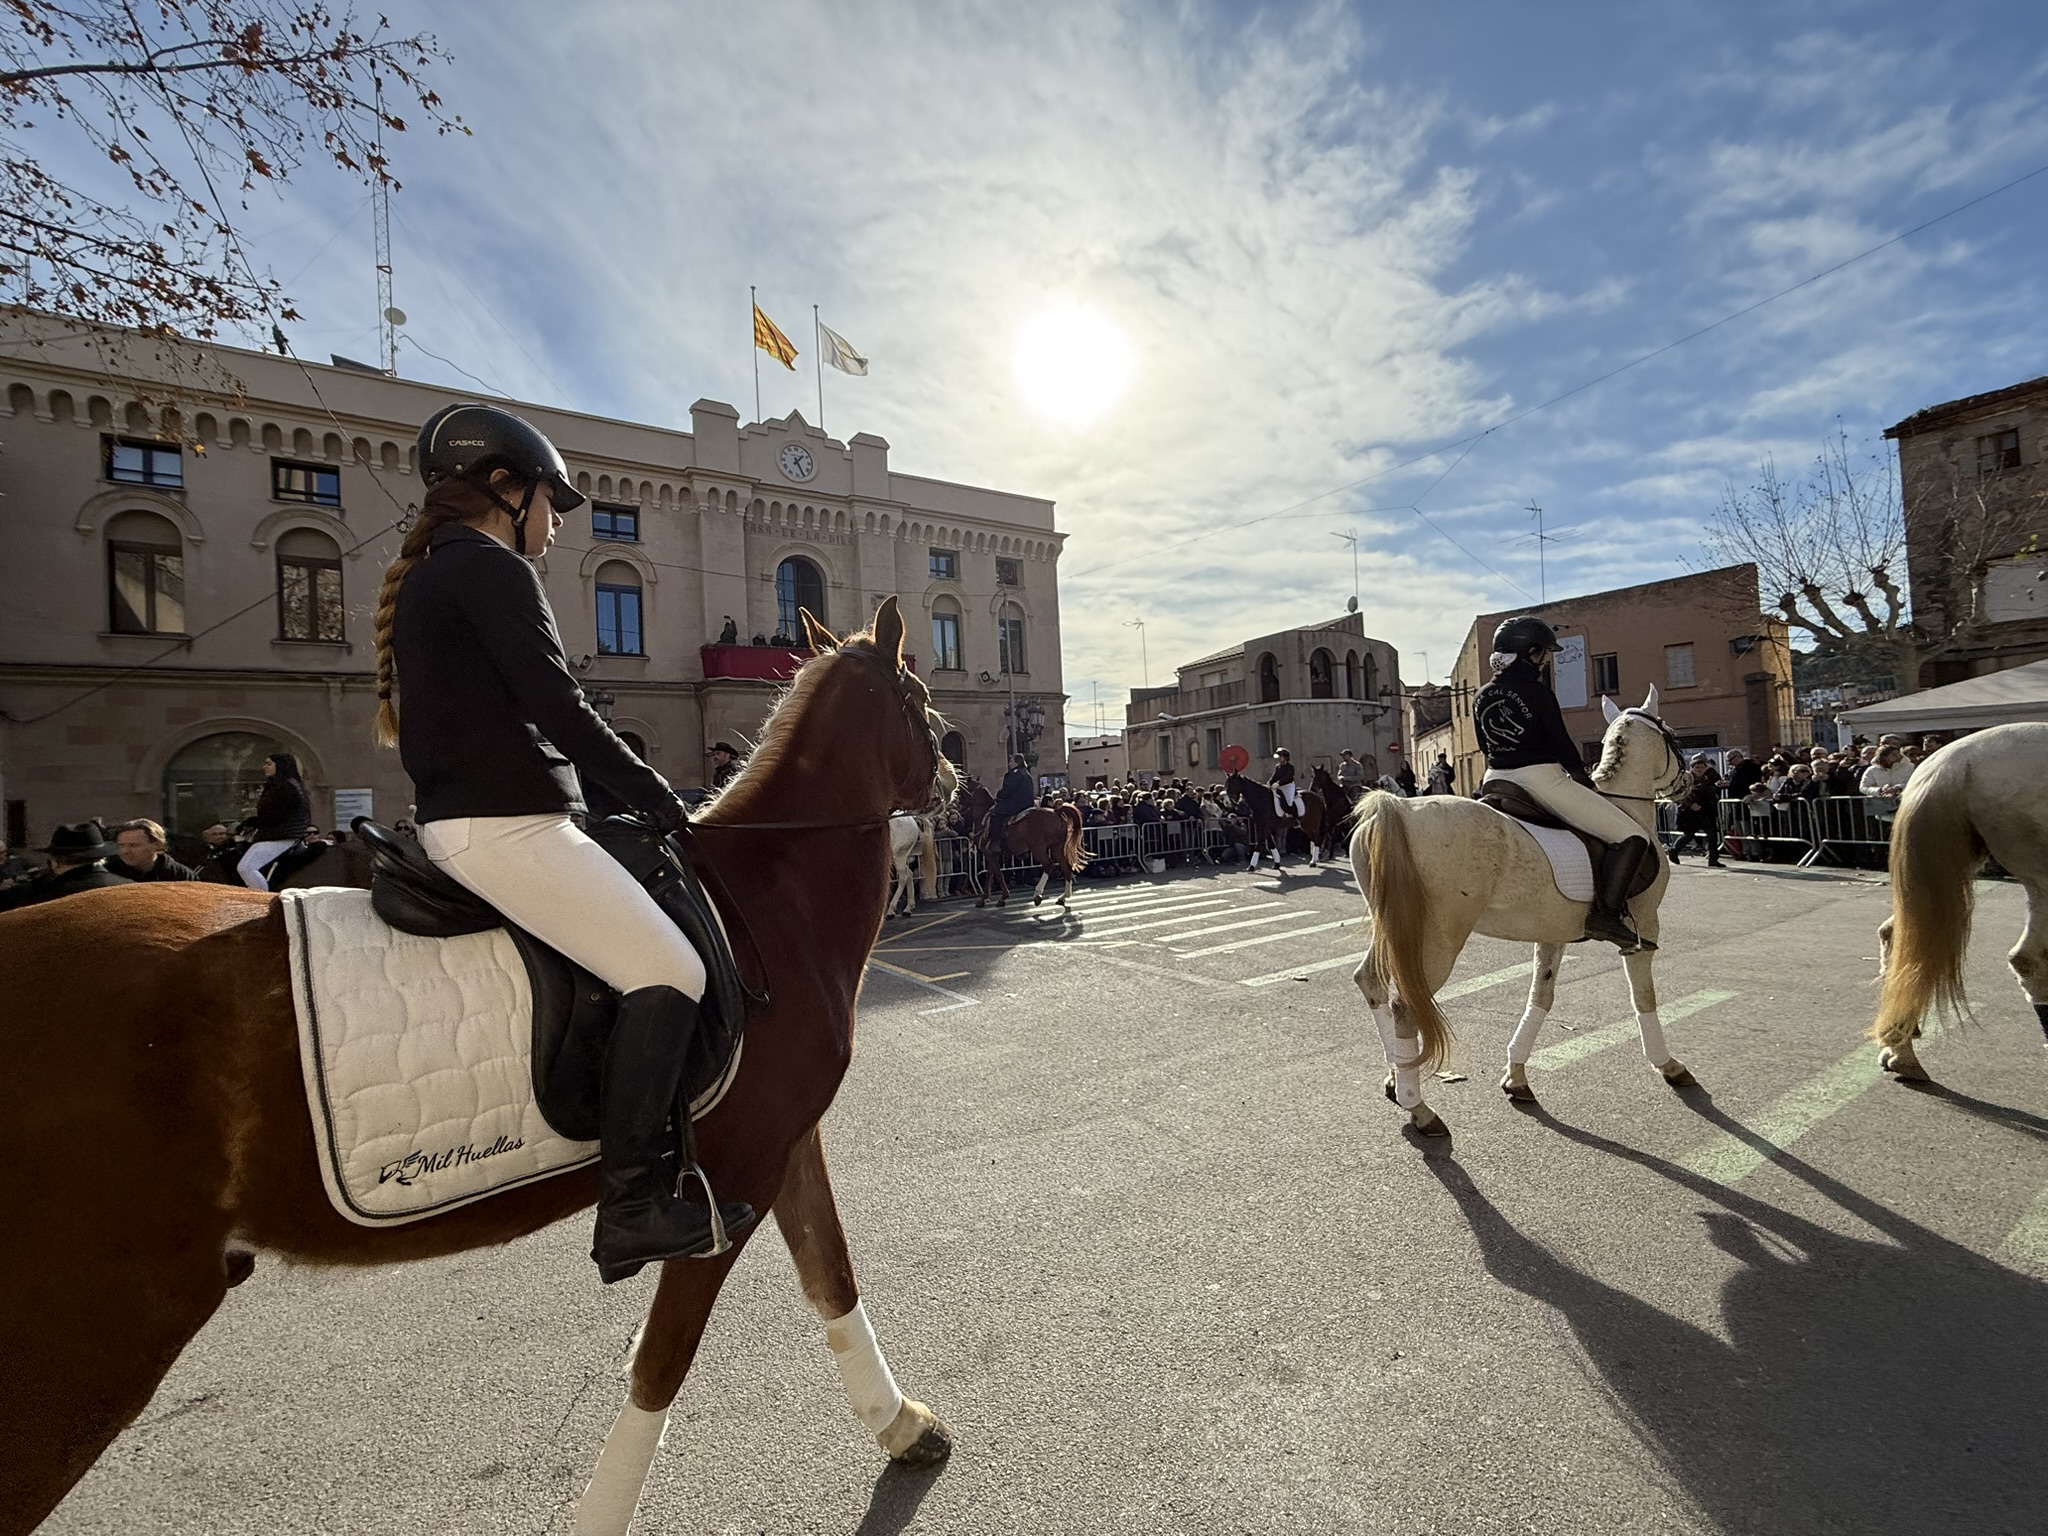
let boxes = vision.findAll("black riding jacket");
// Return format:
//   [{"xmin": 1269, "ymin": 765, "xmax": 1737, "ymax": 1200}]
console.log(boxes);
[
  {"xmin": 394, "ymin": 524, "xmax": 682, "ymax": 824},
  {"xmin": 991, "ymin": 768, "xmax": 1036, "ymax": 817},
  {"xmin": 1268, "ymin": 761, "xmax": 1296, "ymax": 787},
  {"xmin": 1473, "ymin": 658, "xmax": 1594, "ymax": 787}
]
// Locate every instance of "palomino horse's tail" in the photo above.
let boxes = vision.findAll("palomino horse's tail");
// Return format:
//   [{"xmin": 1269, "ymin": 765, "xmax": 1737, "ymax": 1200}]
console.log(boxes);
[
  {"xmin": 1058, "ymin": 802, "xmax": 1091, "ymax": 868},
  {"xmin": 1872, "ymin": 752, "xmax": 1985, "ymax": 1045},
  {"xmin": 918, "ymin": 815, "xmax": 939, "ymax": 900},
  {"xmin": 1356, "ymin": 791, "xmax": 1450, "ymax": 1070}
]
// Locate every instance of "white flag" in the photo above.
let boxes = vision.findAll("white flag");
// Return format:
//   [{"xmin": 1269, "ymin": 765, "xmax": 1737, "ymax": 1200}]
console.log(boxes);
[{"xmin": 817, "ymin": 318, "xmax": 869, "ymax": 376}]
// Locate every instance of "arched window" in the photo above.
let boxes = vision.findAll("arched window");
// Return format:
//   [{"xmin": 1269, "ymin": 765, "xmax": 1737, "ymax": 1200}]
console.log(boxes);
[
  {"xmin": 616, "ymin": 730, "xmax": 648, "ymax": 760},
  {"xmin": 940, "ymin": 730, "xmax": 966, "ymax": 769},
  {"xmin": 162, "ymin": 730, "xmax": 283, "ymax": 837},
  {"xmin": 1309, "ymin": 648, "xmax": 1335, "ymax": 698},
  {"xmin": 930, "ymin": 597, "xmax": 964, "ymax": 671},
  {"xmin": 1257, "ymin": 652, "xmax": 1280, "ymax": 703},
  {"xmin": 997, "ymin": 602, "xmax": 1027, "ymax": 675},
  {"xmin": 106, "ymin": 509, "xmax": 185, "ymax": 634},
  {"xmin": 277, "ymin": 527, "xmax": 344, "ymax": 642},
  {"xmin": 1345, "ymin": 650, "xmax": 1360, "ymax": 700},
  {"xmin": 775, "ymin": 556, "xmax": 826, "ymax": 636},
  {"xmin": 1363, "ymin": 652, "xmax": 1379, "ymax": 702},
  {"xmin": 594, "ymin": 560, "xmax": 644, "ymax": 656}
]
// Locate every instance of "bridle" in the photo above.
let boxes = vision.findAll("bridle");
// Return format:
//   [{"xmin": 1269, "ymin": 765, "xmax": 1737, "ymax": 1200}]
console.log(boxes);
[{"xmin": 1599, "ymin": 709, "xmax": 1686, "ymax": 803}]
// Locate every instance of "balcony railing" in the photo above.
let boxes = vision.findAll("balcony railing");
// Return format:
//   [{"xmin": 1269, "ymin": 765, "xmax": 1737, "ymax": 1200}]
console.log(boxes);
[{"xmin": 701, "ymin": 644, "xmax": 917, "ymax": 682}]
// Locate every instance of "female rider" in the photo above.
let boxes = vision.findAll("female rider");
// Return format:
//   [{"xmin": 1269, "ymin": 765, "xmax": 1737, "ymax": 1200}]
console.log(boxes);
[
  {"xmin": 1471, "ymin": 614, "xmax": 1655, "ymax": 953},
  {"xmin": 374, "ymin": 402, "xmax": 754, "ymax": 1283},
  {"xmin": 237, "ymin": 752, "xmax": 310, "ymax": 889}
]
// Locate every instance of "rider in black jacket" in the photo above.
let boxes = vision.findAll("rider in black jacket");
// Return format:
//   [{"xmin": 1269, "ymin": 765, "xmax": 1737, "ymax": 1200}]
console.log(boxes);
[
  {"xmin": 377, "ymin": 403, "xmax": 753, "ymax": 1283},
  {"xmin": 1473, "ymin": 615, "xmax": 1656, "ymax": 952}
]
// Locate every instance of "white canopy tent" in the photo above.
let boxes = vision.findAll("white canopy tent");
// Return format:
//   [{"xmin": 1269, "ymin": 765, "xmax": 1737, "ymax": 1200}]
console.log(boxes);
[{"xmin": 1838, "ymin": 658, "xmax": 2048, "ymax": 736}]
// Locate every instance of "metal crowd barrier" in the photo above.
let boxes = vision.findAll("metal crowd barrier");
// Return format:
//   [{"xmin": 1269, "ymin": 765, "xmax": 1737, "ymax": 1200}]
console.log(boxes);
[
  {"xmin": 1658, "ymin": 795, "xmax": 1895, "ymax": 869},
  {"xmin": 911, "ymin": 816, "xmax": 1246, "ymax": 903}
]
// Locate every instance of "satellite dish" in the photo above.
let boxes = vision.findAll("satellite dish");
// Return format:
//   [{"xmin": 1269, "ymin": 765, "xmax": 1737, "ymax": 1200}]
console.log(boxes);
[
  {"xmin": 383, "ymin": 306, "xmax": 407, "ymax": 326},
  {"xmin": 1346, "ymin": 595, "xmax": 1359, "ymax": 613}
]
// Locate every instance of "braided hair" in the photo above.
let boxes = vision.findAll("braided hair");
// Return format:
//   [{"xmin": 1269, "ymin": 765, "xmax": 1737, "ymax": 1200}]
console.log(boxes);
[{"xmin": 371, "ymin": 479, "xmax": 500, "ymax": 747}]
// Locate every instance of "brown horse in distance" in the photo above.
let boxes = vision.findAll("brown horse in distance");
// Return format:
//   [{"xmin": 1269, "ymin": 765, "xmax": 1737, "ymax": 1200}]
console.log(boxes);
[
  {"xmin": 0, "ymin": 598, "xmax": 956, "ymax": 1536},
  {"xmin": 958, "ymin": 781, "xmax": 1089, "ymax": 907}
]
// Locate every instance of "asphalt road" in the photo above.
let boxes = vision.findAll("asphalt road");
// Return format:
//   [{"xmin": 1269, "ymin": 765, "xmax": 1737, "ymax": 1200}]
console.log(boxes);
[{"xmin": 41, "ymin": 855, "xmax": 2048, "ymax": 1536}]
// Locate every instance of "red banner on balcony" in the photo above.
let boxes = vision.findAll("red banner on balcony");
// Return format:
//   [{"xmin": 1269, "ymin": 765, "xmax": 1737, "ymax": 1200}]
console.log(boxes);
[{"xmin": 701, "ymin": 645, "xmax": 915, "ymax": 682}]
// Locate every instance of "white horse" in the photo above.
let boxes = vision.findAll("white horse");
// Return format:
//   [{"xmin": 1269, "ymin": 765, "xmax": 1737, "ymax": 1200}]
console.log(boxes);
[
  {"xmin": 1349, "ymin": 689, "xmax": 1693, "ymax": 1136},
  {"xmin": 886, "ymin": 812, "xmax": 939, "ymax": 917},
  {"xmin": 1871, "ymin": 721, "xmax": 2048, "ymax": 1081}
]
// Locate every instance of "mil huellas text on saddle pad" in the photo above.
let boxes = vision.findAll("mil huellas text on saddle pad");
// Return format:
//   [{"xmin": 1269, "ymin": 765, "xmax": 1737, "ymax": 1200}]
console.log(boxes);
[{"xmin": 281, "ymin": 888, "xmax": 598, "ymax": 1226}]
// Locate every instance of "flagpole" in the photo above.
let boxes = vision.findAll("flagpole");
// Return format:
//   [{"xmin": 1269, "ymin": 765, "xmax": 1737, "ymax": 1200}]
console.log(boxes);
[
  {"xmin": 813, "ymin": 305, "xmax": 825, "ymax": 431},
  {"xmin": 750, "ymin": 285, "xmax": 761, "ymax": 424}
]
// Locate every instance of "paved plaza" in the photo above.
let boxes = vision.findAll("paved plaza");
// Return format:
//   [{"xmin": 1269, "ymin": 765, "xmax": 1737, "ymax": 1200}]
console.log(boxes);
[{"xmin": 44, "ymin": 859, "xmax": 2048, "ymax": 1535}]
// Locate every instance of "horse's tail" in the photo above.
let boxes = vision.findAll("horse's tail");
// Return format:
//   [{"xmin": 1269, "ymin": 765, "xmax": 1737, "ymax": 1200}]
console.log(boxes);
[
  {"xmin": 917, "ymin": 816, "xmax": 939, "ymax": 900},
  {"xmin": 1355, "ymin": 791, "xmax": 1449, "ymax": 1071},
  {"xmin": 1059, "ymin": 803, "xmax": 1091, "ymax": 868},
  {"xmin": 1872, "ymin": 754, "xmax": 1984, "ymax": 1045}
]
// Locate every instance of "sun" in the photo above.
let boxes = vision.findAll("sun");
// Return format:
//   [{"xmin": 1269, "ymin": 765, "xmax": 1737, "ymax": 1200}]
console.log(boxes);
[{"xmin": 1013, "ymin": 305, "xmax": 1134, "ymax": 425}]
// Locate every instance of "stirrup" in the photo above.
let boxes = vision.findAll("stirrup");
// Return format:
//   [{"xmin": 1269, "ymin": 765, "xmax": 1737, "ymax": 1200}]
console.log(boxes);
[{"xmin": 678, "ymin": 1161, "xmax": 734, "ymax": 1256}]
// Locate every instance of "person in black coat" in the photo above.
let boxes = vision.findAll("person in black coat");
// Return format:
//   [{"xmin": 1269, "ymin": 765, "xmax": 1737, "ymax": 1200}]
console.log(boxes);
[
  {"xmin": 0, "ymin": 822, "xmax": 131, "ymax": 911},
  {"xmin": 234, "ymin": 753, "xmax": 312, "ymax": 889},
  {"xmin": 987, "ymin": 755, "xmax": 1036, "ymax": 847},
  {"xmin": 1667, "ymin": 758, "xmax": 1725, "ymax": 867},
  {"xmin": 105, "ymin": 819, "xmax": 198, "ymax": 881},
  {"xmin": 376, "ymin": 402, "xmax": 752, "ymax": 1284}
]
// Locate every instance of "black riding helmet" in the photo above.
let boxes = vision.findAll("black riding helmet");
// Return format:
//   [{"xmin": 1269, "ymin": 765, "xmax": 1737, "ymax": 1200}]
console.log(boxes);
[
  {"xmin": 1492, "ymin": 615, "xmax": 1563, "ymax": 657},
  {"xmin": 417, "ymin": 403, "xmax": 585, "ymax": 554}
]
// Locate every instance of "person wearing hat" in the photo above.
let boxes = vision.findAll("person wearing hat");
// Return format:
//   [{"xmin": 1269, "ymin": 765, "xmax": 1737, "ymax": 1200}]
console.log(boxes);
[
  {"xmin": 1473, "ymin": 615, "xmax": 1657, "ymax": 952},
  {"xmin": 374, "ymin": 402, "xmax": 753, "ymax": 1283},
  {"xmin": 708, "ymin": 741, "xmax": 745, "ymax": 790},
  {"xmin": 1267, "ymin": 747, "xmax": 1302, "ymax": 817},
  {"xmin": 0, "ymin": 822, "xmax": 131, "ymax": 911}
]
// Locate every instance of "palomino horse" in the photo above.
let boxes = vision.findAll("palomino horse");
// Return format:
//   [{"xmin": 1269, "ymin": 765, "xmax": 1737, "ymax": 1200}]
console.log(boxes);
[
  {"xmin": 885, "ymin": 811, "xmax": 940, "ymax": 916},
  {"xmin": 0, "ymin": 598, "xmax": 957, "ymax": 1536},
  {"xmin": 1349, "ymin": 689, "xmax": 1692, "ymax": 1136},
  {"xmin": 958, "ymin": 782, "xmax": 1089, "ymax": 907},
  {"xmin": 1226, "ymin": 770, "xmax": 1328, "ymax": 869},
  {"xmin": 1870, "ymin": 721, "xmax": 2048, "ymax": 1082}
]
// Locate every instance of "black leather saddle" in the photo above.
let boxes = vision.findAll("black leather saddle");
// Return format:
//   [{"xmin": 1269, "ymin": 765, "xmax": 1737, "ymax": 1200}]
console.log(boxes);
[
  {"xmin": 1477, "ymin": 782, "xmax": 1658, "ymax": 897},
  {"xmin": 352, "ymin": 817, "xmax": 753, "ymax": 1142}
]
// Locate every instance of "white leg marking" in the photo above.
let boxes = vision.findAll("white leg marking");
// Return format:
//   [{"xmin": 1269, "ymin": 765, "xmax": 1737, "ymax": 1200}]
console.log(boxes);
[
  {"xmin": 825, "ymin": 1301, "xmax": 907, "ymax": 1440},
  {"xmin": 1373, "ymin": 1005, "xmax": 1425, "ymax": 1109},
  {"xmin": 1033, "ymin": 871, "xmax": 1050, "ymax": 901},
  {"xmin": 574, "ymin": 1397, "xmax": 668, "ymax": 1536},
  {"xmin": 1636, "ymin": 1009, "xmax": 1670, "ymax": 1066},
  {"xmin": 1507, "ymin": 1005, "xmax": 1549, "ymax": 1066}
]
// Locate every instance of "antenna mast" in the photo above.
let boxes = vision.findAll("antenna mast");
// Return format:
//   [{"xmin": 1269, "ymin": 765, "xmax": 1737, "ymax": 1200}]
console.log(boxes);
[{"xmin": 373, "ymin": 82, "xmax": 397, "ymax": 375}]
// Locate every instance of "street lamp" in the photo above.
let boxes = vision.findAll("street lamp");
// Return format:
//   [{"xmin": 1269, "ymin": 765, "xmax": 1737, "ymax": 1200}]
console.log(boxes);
[
  {"xmin": 588, "ymin": 688, "xmax": 617, "ymax": 725},
  {"xmin": 1003, "ymin": 696, "xmax": 1048, "ymax": 768}
]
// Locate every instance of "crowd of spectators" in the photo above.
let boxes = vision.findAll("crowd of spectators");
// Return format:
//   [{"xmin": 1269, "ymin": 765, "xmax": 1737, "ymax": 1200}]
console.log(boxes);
[
  {"xmin": 1666, "ymin": 732, "xmax": 1944, "ymax": 867},
  {"xmin": 0, "ymin": 814, "xmax": 347, "ymax": 910}
]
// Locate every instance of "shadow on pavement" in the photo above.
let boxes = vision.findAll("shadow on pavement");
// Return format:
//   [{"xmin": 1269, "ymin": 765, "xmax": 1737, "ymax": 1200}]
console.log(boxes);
[
  {"xmin": 1427, "ymin": 1105, "xmax": 2048, "ymax": 1534},
  {"xmin": 1897, "ymin": 1077, "xmax": 2048, "ymax": 1144},
  {"xmin": 852, "ymin": 1458, "xmax": 946, "ymax": 1536}
]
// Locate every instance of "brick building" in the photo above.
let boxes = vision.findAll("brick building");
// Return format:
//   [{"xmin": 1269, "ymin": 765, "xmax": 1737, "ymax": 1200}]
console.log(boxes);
[
  {"xmin": 0, "ymin": 318, "xmax": 1064, "ymax": 852},
  {"xmin": 1885, "ymin": 375, "xmax": 2048, "ymax": 686},
  {"xmin": 1125, "ymin": 613, "xmax": 1403, "ymax": 783},
  {"xmin": 1441, "ymin": 566, "xmax": 1795, "ymax": 794}
]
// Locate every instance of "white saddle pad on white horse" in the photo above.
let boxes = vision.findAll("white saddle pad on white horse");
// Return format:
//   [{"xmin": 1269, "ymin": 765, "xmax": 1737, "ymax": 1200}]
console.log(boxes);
[
  {"xmin": 279, "ymin": 888, "xmax": 598, "ymax": 1227},
  {"xmin": 1508, "ymin": 820, "xmax": 1595, "ymax": 903}
]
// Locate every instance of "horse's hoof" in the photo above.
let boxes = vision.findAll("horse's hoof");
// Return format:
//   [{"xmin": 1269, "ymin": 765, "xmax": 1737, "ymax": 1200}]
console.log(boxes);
[
  {"xmin": 1501, "ymin": 1076, "xmax": 1538, "ymax": 1104},
  {"xmin": 223, "ymin": 1248, "xmax": 256, "ymax": 1287},
  {"xmin": 1032, "ymin": 895, "xmax": 1043, "ymax": 907},
  {"xmin": 1411, "ymin": 1107, "xmax": 1451, "ymax": 1138},
  {"xmin": 1659, "ymin": 1061, "xmax": 1697, "ymax": 1089},
  {"xmin": 1878, "ymin": 1048, "xmax": 1931, "ymax": 1083},
  {"xmin": 879, "ymin": 1399, "xmax": 953, "ymax": 1466}
]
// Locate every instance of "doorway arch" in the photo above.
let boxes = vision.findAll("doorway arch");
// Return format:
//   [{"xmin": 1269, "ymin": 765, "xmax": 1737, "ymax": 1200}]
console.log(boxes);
[{"xmin": 161, "ymin": 730, "xmax": 285, "ymax": 836}]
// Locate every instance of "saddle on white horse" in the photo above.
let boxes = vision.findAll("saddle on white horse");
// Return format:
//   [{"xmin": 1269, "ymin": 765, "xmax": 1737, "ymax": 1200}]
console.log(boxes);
[{"xmin": 280, "ymin": 820, "xmax": 752, "ymax": 1226}]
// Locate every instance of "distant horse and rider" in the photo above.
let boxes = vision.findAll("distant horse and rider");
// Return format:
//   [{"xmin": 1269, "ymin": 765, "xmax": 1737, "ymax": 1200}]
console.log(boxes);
[
  {"xmin": 1220, "ymin": 744, "xmax": 1329, "ymax": 870},
  {"xmin": 958, "ymin": 755, "xmax": 1089, "ymax": 907}
]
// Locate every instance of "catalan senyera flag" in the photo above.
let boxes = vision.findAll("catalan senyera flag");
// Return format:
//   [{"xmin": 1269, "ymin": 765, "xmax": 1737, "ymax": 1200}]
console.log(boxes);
[
  {"xmin": 817, "ymin": 318, "xmax": 869, "ymax": 376},
  {"xmin": 752, "ymin": 303, "xmax": 798, "ymax": 370}
]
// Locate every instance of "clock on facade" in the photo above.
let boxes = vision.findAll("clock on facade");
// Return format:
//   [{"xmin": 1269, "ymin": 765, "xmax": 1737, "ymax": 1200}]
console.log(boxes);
[{"xmin": 778, "ymin": 442, "xmax": 816, "ymax": 482}]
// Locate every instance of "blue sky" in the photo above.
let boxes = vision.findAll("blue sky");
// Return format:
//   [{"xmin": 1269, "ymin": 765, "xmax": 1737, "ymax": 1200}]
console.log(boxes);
[{"xmin": 82, "ymin": 2, "xmax": 2048, "ymax": 726}]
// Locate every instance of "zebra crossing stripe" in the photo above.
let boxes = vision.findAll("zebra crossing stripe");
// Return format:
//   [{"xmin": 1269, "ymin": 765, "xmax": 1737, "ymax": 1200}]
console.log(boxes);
[
  {"xmin": 1009, "ymin": 893, "xmax": 1227, "ymax": 925},
  {"xmin": 1528, "ymin": 988, "xmax": 1736, "ymax": 1071},
  {"xmin": 2004, "ymin": 1185, "xmax": 2048, "ymax": 1270},
  {"xmin": 1085, "ymin": 903, "xmax": 1281, "ymax": 939},
  {"xmin": 1126, "ymin": 908, "xmax": 1301, "ymax": 944},
  {"xmin": 1174, "ymin": 917, "xmax": 1355, "ymax": 958}
]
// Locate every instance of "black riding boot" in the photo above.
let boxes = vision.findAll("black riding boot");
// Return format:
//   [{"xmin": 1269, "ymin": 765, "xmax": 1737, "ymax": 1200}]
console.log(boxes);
[
  {"xmin": 590, "ymin": 986, "xmax": 757, "ymax": 1285},
  {"xmin": 1584, "ymin": 838, "xmax": 1657, "ymax": 954}
]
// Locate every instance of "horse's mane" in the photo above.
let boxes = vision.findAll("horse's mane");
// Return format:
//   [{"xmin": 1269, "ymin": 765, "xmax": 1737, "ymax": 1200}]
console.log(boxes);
[
  {"xmin": 1592, "ymin": 709, "xmax": 1647, "ymax": 788},
  {"xmin": 697, "ymin": 635, "xmax": 892, "ymax": 824}
]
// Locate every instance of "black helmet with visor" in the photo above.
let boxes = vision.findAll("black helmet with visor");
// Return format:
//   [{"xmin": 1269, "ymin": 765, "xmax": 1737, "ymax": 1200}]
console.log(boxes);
[
  {"xmin": 1492, "ymin": 615, "xmax": 1563, "ymax": 658},
  {"xmin": 417, "ymin": 403, "xmax": 584, "ymax": 553}
]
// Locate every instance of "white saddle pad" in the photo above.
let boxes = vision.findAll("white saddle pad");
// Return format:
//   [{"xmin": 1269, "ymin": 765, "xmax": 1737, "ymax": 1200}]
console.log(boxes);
[
  {"xmin": 1512, "ymin": 820, "xmax": 1595, "ymax": 903},
  {"xmin": 280, "ymin": 888, "xmax": 598, "ymax": 1227}
]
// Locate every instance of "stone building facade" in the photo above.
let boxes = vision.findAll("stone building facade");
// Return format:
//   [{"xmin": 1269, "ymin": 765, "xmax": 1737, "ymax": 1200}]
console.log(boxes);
[
  {"xmin": 0, "ymin": 320, "xmax": 1064, "ymax": 852},
  {"xmin": 1440, "ymin": 566, "xmax": 1795, "ymax": 795},
  {"xmin": 1124, "ymin": 613, "xmax": 1403, "ymax": 784},
  {"xmin": 1885, "ymin": 375, "xmax": 2048, "ymax": 686},
  {"xmin": 1065, "ymin": 733, "xmax": 1130, "ymax": 788}
]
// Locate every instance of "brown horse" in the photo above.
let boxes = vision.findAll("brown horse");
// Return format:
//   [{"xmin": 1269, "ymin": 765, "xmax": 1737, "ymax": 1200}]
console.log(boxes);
[
  {"xmin": 194, "ymin": 837, "xmax": 373, "ymax": 890},
  {"xmin": 958, "ymin": 781, "xmax": 1089, "ymax": 907},
  {"xmin": 0, "ymin": 598, "xmax": 956, "ymax": 1536},
  {"xmin": 1226, "ymin": 770, "xmax": 1328, "ymax": 870}
]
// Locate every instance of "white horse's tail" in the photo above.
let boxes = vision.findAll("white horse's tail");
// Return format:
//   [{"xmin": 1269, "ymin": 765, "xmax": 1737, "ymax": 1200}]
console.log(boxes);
[
  {"xmin": 1872, "ymin": 752, "xmax": 1984, "ymax": 1045},
  {"xmin": 917, "ymin": 816, "xmax": 939, "ymax": 901},
  {"xmin": 1355, "ymin": 791, "xmax": 1450, "ymax": 1070}
]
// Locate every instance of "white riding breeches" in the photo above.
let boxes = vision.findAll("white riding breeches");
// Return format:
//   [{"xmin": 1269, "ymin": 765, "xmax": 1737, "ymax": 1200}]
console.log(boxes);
[
  {"xmin": 1483, "ymin": 763, "xmax": 1646, "ymax": 846},
  {"xmin": 238, "ymin": 838, "xmax": 298, "ymax": 890},
  {"xmin": 420, "ymin": 814, "xmax": 706, "ymax": 1000}
]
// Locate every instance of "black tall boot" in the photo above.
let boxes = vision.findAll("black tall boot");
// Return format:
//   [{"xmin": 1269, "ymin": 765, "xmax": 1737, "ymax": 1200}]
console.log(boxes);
[
  {"xmin": 590, "ymin": 986, "xmax": 757, "ymax": 1285},
  {"xmin": 1583, "ymin": 838, "xmax": 1657, "ymax": 954}
]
